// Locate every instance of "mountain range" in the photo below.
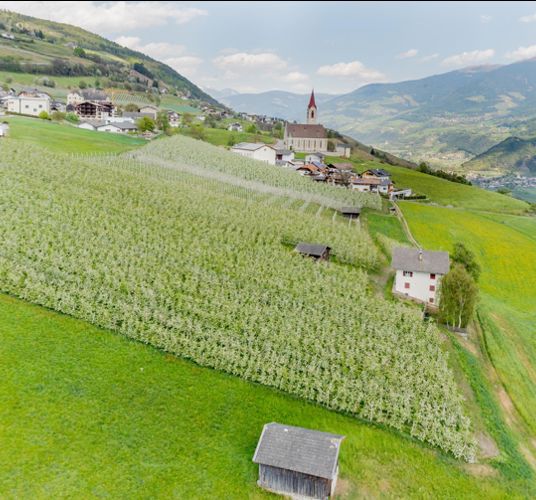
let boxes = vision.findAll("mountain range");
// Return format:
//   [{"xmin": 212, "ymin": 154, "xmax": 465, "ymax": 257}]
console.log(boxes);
[{"xmin": 218, "ymin": 60, "xmax": 536, "ymax": 170}]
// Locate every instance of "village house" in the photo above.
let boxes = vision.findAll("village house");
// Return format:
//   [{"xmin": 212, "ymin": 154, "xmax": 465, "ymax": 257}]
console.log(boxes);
[
  {"xmin": 96, "ymin": 121, "xmax": 138, "ymax": 133},
  {"xmin": 336, "ymin": 143, "xmax": 352, "ymax": 158},
  {"xmin": 67, "ymin": 89, "xmax": 114, "ymax": 120},
  {"xmin": 121, "ymin": 111, "xmax": 154, "ymax": 122},
  {"xmin": 67, "ymin": 89, "xmax": 110, "ymax": 106},
  {"xmin": 306, "ymin": 152, "xmax": 327, "ymax": 163},
  {"xmin": 351, "ymin": 177, "xmax": 393, "ymax": 194},
  {"xmin": 6, "ymin": 89, "xmax": 51, "ymax": 116},
  {"xmin": 139, "ymin": 105, "xmax": 159, "ymax": 119},
  {"xmin": 228, "ymin": 122, "xmax": 243, "ymax": 132},
  {"xmin": 230, "ymin": 142, "xmax": 277, "ymax": 165},
  {"xmin": 362, "ymin": 168, "xmax": 391, "ymax": 181},
  {"xmin": 253, "ymin": 422, "xmax": 344, "ymax": 499},
  {"xmin": 167, "ymin": 111, "xmax": 181, "ymax": 127},
  {"xmin": 392, "ymin": 247, "xmax": 450, "ymax": 306},
  {"xmin": 275, "ymin": 147, "xmax": 295, "ymax": 166},
  {"xmin": 283, "ymin": 91, "xmax": 328, "ymax": 152}
]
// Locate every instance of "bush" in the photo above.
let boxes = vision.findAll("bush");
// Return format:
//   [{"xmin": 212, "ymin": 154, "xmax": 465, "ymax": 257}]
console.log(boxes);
[
  {"xmin": 51, "ymin": 111, "xmax": 66, "ymax": 122},
  {"xmin": 65, "ymin": 112, "xmax": 79, "ymax": 124},
  {"xmin": 79, "ymin": 80, "xmax": 87, "ymax": 89},
  {"xmin": 38, "ymin": 111, "xmax": 49, "ymax": 120},
  {"xmin": 73, "ymin": 47, "xmax": 86, "ymax": 58}
]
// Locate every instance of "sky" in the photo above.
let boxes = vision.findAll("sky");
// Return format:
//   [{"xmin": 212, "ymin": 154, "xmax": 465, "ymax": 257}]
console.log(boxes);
[{"xmin": 3, "ymin": 1, "xmax": 536, "ymax": 94}]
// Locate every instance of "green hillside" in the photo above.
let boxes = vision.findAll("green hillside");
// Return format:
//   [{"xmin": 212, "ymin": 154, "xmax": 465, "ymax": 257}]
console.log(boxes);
[
  {"xmin": 0, "ymin": 10, "xmax": 217, "ymax": 104},
  {"xmin": 4, "ymin": 293, "xmax": 530, "ymax": 499},
  {"xmin": 463, "ymin": 136, "xmax": 536, "ymax": 175}
]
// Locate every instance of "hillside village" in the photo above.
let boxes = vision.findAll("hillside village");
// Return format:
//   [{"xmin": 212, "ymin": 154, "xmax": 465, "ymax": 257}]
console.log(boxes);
[{"xmin": 1, "ymin": 5, "xmax": 536, "ymax": 500}]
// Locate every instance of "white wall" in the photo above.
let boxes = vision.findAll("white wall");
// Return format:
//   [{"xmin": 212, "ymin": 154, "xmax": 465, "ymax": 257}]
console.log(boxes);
[
  {"xmin": 97, "ymin": 124, "xmax": 122, "ymax": 133},
  {"xmin": 231, "ymin": 146, "xmax": 276, "ymax": 165},
  {"xmin": 7, "ymin": 96, "xmax": 50, "ymax": 116},
  {"xmin": 394, "ymin": 269, "xmax": 442, "ymax": 305}
]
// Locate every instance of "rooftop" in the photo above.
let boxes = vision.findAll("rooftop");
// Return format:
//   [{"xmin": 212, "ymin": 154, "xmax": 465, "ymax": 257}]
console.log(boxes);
[
  {"xmin": 232, "ymin": 142, "xmax": 273, "ymax": 151},
  {"xmin": 253, "ymin": 423, "xmax": 344, "ymax": 480},
  {"xmin": 295, "ymin": 242, "xmax": 331, "ymax": 257},
  {"xmin": 286, "ymin": 123, "xmax": 327, "ymax": 139},
  {"xmin": 392, "ymin": 247, "xmax": 450, "ymax": 274}
]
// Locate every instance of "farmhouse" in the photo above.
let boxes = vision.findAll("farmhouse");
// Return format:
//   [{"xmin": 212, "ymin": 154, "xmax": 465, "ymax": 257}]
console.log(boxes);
[
  {"xmin": 351, "ymin": 177, "xmax": 393, "ymax": 194},
  {"xmin": 231, "ymin": 142, "xmax": 276, "ymax": 164},
  {"xmin": 139, "ymin": 105, "xmax": 159, "ymax": 119},
  {"xmin": 283, "ymin": 90, "xmax": 328, "ymax": 152},
  {"xmin": 306, "ymin": 152, "xmax": 327, "ymax": 163},
  {"xmin": 392, "ymin": 247, "xmax": 450, "ymax": 305},
  {"xmin": 295, "ymin": 243, "xmax": 331, "ymax": 261},
  {"xmin": 362, "ymin": 168, "xmax": 391, "ymax": 180},
  {"xmin": 167, "ymin": 111, "xmax": 181, "ymax": 127},
  {"xmin": 253, "ymin": 423, "xmax": 344, "ymax": 499},
  {"xmin": 6, "ymin": 89, "xmax": 51, "ymax": 116},
  {"xmin": 67, "ymin": 89, "xmax": 110, "ymax": 106},
  {"xmin": 228, "ymin": 122, "xmax": 243, "ymax": 132}
]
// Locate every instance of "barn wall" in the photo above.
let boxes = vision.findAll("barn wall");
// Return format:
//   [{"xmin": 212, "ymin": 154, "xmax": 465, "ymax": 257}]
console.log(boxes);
[{"xmin": 258, "ymin": 464, "xmax": 330, "ymax": 499}]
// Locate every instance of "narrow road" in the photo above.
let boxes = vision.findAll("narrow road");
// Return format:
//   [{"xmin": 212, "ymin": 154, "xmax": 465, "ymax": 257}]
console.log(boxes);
[{"xmin": 391, "ymin": 201, "xmax": 420, "ymax": 248}]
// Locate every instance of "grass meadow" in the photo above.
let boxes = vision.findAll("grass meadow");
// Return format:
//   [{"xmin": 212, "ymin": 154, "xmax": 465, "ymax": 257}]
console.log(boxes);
[
  {"xmin": 1, "ymin": 293, "xmax": 528, "ymax": 499},
  {"xmin": 2, "ymin": 116, "xmax": 146, "ymax": 153},
  {"xmin": 400, "ymin": 202, "xmax": 536, "ymax": 461}
]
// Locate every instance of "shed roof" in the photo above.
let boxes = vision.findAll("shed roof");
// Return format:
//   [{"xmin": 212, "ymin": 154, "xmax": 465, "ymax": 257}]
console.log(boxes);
[
  {"xmin": 286, "ymin": 124, "xmax": 327, "ymax": 139},
  {"xmin": 392, "ymin": 247, "xmax": 450, "ymax": 274},
  {"xmin": 363, "ymin": 168, "xmax": 390, "ymax": 177},
  {"xmin": 340, "ymin": 206, "xmax": 361, "ymax": 215},
  {"xmin": 328, "ymin": 162, "xmax": 354, "ymax": 170},
  {"xmin": 253, "ymin": 423, "xmax": 344, "ymax": 480},
  {"xmin": 295, "ymin": 243, "xmax": 331, "ymax": 257}
]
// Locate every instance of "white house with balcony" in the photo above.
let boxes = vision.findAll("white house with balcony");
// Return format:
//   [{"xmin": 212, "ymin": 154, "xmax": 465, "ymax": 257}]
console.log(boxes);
[
  {"xmin": 392, "ymin": 247, "xmax": 450, "ymax": 306},
  {"xmin": 230, "ymin": 142, "xmax": 276, "ymax": 165}
]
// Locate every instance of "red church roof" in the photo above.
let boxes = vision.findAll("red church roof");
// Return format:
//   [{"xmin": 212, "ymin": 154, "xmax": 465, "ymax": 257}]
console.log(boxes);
[{"xmin": 308, "ymin": 90, "xmax": 317, "ymax": 109}]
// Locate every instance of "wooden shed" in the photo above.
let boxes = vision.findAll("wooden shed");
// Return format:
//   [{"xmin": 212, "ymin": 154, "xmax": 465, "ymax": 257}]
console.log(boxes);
[
  {"xmin": 253, "ymin": 423, "xmax": 345, "ymax": 499},
  {"xmin": 339, "ymin": 207, "xmax": 361, "ymax": 219},
  {"xmin": 295, "ymin": 243, "xmax": 331, "ymax": 261}
]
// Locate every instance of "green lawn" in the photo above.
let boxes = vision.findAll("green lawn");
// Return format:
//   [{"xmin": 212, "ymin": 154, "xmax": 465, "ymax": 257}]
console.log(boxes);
[
  {"xmin": 2, "ymin": 116, "xmax": 146, "ymax": 153},
  {"xmin": 1, "ymin": 293, "xmax": 530, "ymax": 499},
  {"xmin": 364, "ymin": 211, "xmax": 411, "ymax": 245},
  {"xmin": 400, "ymin": 202, "xmax": 536, "ymax": 443}
]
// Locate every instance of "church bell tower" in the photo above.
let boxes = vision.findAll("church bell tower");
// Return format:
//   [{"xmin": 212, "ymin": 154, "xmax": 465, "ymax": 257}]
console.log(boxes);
[{"xmin": 307, "ymin": 89, "xmax": 317, "ymax": 124}]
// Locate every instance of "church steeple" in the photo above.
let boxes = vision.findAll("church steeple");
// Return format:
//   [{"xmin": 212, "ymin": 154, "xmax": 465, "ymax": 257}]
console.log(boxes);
[{"xmin": 307, "ymin": 89, "xmax": 317, "ymax": 124}]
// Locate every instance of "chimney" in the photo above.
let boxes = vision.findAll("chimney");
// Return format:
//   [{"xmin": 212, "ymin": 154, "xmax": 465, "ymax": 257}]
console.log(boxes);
[{"xmin": 418, "ymin": 249, "xmax": 423, "ymax": 261}]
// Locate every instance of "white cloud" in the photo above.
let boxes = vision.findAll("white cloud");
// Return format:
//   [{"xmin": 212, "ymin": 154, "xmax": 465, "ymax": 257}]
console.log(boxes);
[
  {"xmin": 441, "ymin": 49, "xmax": 495, "ymax": 67},
  {"xmin": 281, "ymin": 71, "xmax": 309, "ymax": 82},
  {"xmin": 164, "ymin": 56, "xmax": 203, "ymax": 78},
  {"xmin": 506, "ymin": 45, "xmax": 536, "ymax": 62},
  {"xmin": 316, "ymin": 60, "xmax": 385, "ymax": 82},
  {"xmin": 420, "ymin": 53, "xmax": 439, "ymax": 63},
  {"xmin": 0, "ymin": 1, "xmax": 207, "ymax": 33},
  {"xmin": 213, "ymin": 52, "xmax": 287, "ymax": 72},
  {"xmin": 480, "ymin": 15, "xmax": 492, "ymax": 23},
  {"xmin": 519, "ymin": 13, "xmax": 536, "ymax": 23},
  {"xmin": 397, "ymin": 49, "xmax": 418, "ymax": 59},
  {"xmin": 115, "ymin": 36, "xmax": 185, "ymax": 59}
]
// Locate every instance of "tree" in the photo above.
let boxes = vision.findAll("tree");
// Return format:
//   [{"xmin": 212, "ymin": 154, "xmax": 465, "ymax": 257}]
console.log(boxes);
[
  {"xmin": 156, "ymin": 110, "xmax": 170, "ymax": 132},
  {"xmin": 79, "ymin": 80, "xmax": 87, "ymax": 89},
  {"xmin": 189, "ymin": 123, "xmax": 205, "ymax": 140},
  {"xmin": 73, "ymin": 47, "xmax": 86, "ymax": 58},
  {"xmin": 182, "ymin": 113, "xmax": 194, "ymax": 126},
  {"xmin": 51, "ymin": 111, "xmax": 65, "ymax": 122},
  {"xmin": 246, "ymin": 123, "xmax": 257, "ymax": 134},
  {"xmin": 451, "ymin": 242, "xmax": 481, "ymax": 282},
  {"xmin": 227, "ymin": 134, "xmax": 237, "ymax": 147},
  {"xmin": 439, "ymin": 264, "xmax": 478, "ymax": 329},
  {"xmin": 38, "ymin": 111, "xmax": 49, "ymax": 120},
  {"xmin": 137, "ymin": 116, "xmax": 155, "ymax": 132},
  {"xmin": 65, "ymin": 112, "xmax": 79, "ymax": 124},
  {"xmin": 124, "ymin": 103, "xmax": 139, "ymax": 112}
]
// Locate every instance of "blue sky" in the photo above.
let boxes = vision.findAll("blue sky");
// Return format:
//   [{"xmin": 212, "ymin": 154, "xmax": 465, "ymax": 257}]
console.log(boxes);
[{"xmin": 4, "ymin": 1, "xmax": 536, "ymax": 94}]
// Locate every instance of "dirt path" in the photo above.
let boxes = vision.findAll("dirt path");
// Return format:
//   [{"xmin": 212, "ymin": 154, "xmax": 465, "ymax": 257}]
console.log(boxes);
[{"xmin": 392, "ymin": 201, "xmax": 419, "ymax": 248}]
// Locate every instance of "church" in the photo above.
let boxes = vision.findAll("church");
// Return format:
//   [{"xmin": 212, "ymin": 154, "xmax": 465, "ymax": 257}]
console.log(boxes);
[{"xmin": 283, "ymin": 90, "xmax": 328, "ymax": 153}]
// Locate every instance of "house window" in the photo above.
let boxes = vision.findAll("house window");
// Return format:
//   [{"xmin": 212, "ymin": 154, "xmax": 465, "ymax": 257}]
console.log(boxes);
[
  {"xmin": 403, "ymin": 271, "xmax": 413, "ymax": 277},
  {"xmin": 429, "ymin": 285, "xmax": 436, "ymax": 292},
  {"xmin": 429, "ymin": 297, "xmax": 434, "ymax": 303},
  {"xmin": 25, "ymin": 104, "xmax": 29, "ymax": 108},
  {"xmin": 430, "ymin": 273, "xmax": 436, "ymax": 279},
  {"xmin": 404, "ymin": 282, "xmax": 410, "ymax": 289}
]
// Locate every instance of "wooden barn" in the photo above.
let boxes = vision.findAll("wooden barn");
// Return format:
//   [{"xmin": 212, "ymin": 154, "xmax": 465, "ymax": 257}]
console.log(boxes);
[
  {"xmin": 295, "ymin": 243, "xmax": 331, "ymax": 261},
  {"xmin": 253, "ymin": 423, "xmax": 345, "ymax": 499},
  {"xmin": 339, "ymin": 207, "xmax": 361, "ymax": 219}
]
